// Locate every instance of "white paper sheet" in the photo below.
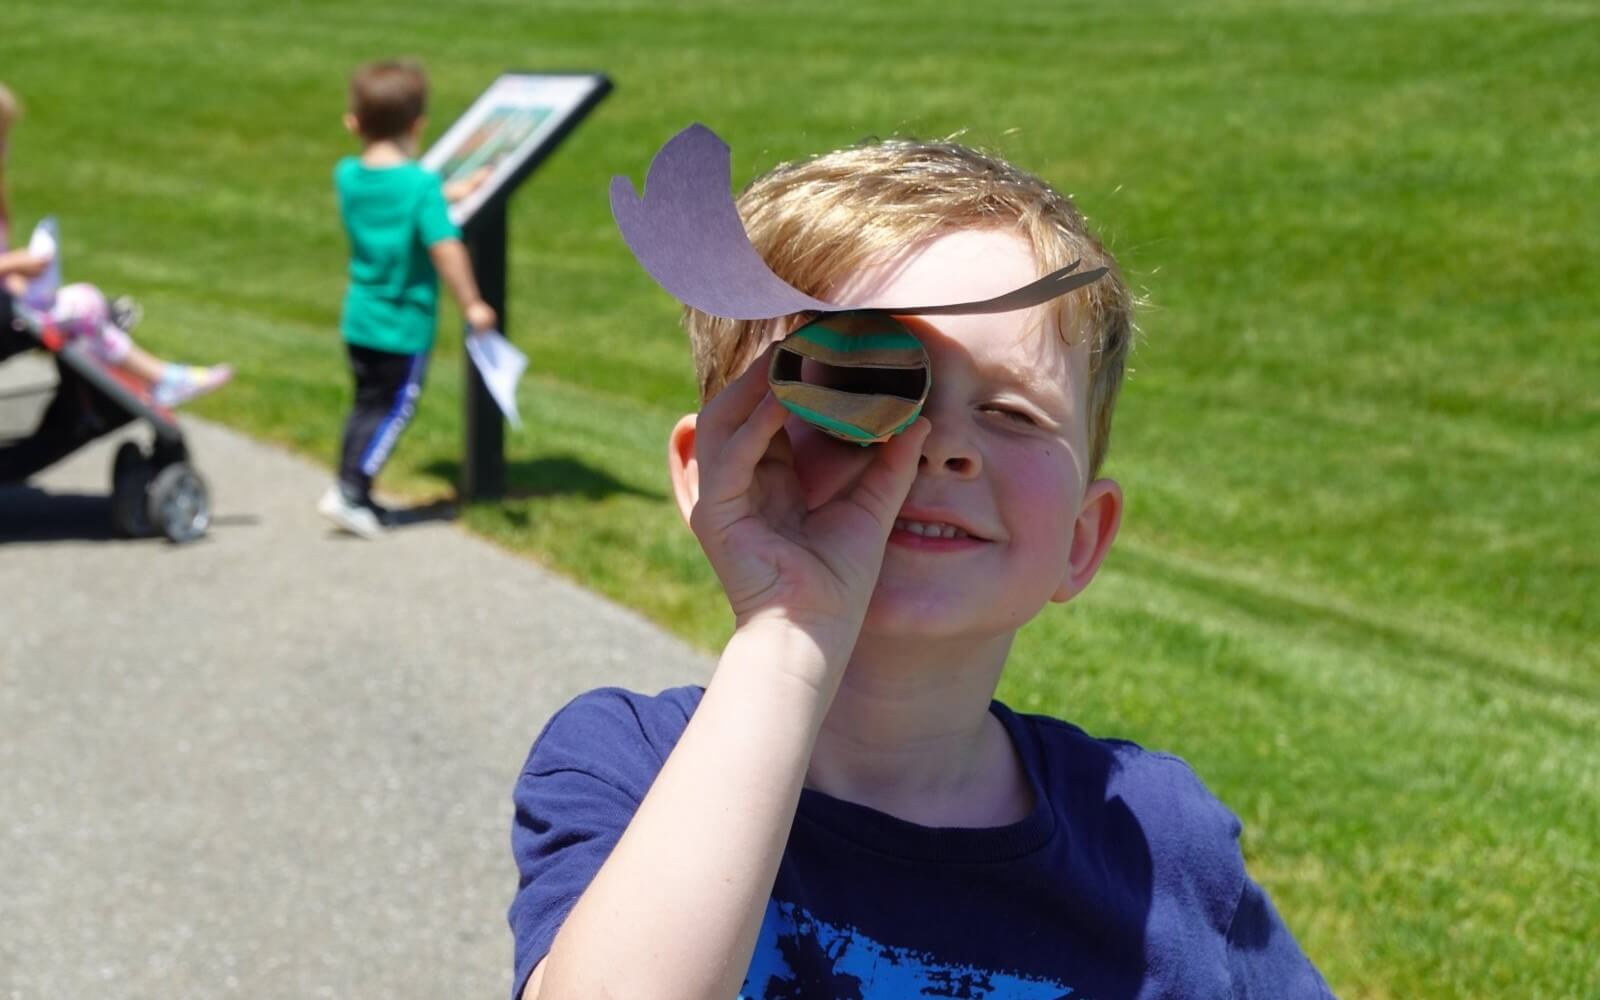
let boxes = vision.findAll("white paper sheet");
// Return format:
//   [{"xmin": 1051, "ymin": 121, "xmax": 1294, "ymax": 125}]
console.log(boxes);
[
  {"xmin": 23, "ymin": 217, "xmax": 61, "ymax": 310},
  {"xmin": 465, "ymin": 329, "xmax": 528, "ymax": 428}
]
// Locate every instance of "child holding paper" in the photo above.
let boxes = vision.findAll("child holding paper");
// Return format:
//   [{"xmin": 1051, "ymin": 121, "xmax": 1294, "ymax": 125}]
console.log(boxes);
[
  {"xmin": 506, "ymin": 126, "xmax": 1335, "ymax": 998},
  {"xmin": 321, "ymin": 58, "xmax": 496, "ymax": 539}
]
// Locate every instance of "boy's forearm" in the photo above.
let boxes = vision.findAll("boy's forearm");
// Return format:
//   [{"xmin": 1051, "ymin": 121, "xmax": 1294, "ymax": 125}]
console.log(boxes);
[
  {"xmin": 533, "ymin": 620, "xmax": 840, "ymax": 1000},
  {"xmin": 429, "ymin": 239, "xmax": 485, "ymax": 313}
]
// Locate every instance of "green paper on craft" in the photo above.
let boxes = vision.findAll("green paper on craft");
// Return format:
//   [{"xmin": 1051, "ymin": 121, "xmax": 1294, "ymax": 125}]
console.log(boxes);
[{"xmin": 768, "ymin": 311, "xmax": 929, "ymax": 445}]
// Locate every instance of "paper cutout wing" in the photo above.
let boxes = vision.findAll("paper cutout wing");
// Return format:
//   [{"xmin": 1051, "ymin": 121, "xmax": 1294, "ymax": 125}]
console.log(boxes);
[{"xmin": 610, "ymin": 124, "xmax": 1108, "ymax": 321}]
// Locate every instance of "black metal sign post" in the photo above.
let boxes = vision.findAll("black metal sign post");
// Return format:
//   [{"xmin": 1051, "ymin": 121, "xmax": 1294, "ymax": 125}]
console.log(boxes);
[
  {"xmin": 422, "ymin": 71, "xmax": 612, "ymax": 502},
  {"xmin": 462, "ymin": 204, "xmax": 508, "ymax": 500}
]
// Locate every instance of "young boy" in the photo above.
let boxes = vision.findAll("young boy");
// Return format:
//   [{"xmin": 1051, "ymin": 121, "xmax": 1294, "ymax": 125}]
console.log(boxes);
[
  {"xmin": 321, "ymin": 59, "xmax": 495, "ymax": 538},
  {"xmin": 508, "ymin": 132, "xmax": 1335, "ymax": 998}
]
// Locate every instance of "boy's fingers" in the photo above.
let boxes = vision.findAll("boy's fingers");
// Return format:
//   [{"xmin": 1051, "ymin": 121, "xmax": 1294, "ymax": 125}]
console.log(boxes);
[
  {"xmin": 697, "ymin": 345, "xmax": 777, "ymax": 458},
  {"xmin": 848, "ymin": 418, "xmax": 931, "ymax": 527},
  {"xmin": 701, "ymin": 391, "xmax": 789, "ymax": 504}
]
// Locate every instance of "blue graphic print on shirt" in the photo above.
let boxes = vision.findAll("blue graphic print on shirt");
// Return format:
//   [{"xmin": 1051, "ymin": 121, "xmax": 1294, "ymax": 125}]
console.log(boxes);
[{"xmin": 742, "ymin": 899, "xmax": 1076, "ymax": 999}]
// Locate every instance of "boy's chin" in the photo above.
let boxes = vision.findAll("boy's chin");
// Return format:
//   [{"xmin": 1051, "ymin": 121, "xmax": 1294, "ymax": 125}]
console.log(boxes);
[{"xmin": 859, "ymin": 587, "xmax": 1019, "ymax": 645}]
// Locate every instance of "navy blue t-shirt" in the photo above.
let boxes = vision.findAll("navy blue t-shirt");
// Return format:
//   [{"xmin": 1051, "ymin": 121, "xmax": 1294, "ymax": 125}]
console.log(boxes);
[{"xmin": 508, "ymin": 686, "xmax": 1334, "ymax": 999}]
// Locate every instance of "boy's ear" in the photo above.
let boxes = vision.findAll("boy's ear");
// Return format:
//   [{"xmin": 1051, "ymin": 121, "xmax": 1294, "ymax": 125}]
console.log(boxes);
[
  {"xmin": 667, "ymin": 413, "xmax": 700, "ymax": 527},
  {"xmin": 1052, "ymin": 478, "xmax": 1123, "ymax": 604},
  {"xmin": 342, "ymin": 112, "xmax": 360, "ymax": 136}
]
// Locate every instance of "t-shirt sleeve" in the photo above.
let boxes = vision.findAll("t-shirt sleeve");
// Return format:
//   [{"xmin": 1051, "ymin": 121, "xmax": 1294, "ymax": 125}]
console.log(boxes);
[
  {"xmin": 1226, "ymin": 877, "xmax": 1339, "ymax": 998},
  {"xmin": 506, "ymin": 687, "xmax": 695, "ymax": 1000},
  {"xmin": 416, "ymin": 172, "xmax": 461, "ymax": 247},
  {"xmin": 1121, "ymin": 748, "xmax": 1336, "ymax": 997}
]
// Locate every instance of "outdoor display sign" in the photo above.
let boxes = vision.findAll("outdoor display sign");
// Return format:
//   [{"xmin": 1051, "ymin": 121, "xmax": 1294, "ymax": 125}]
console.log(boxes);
[
  {"xmin": 421, "ymin": 71, "xmax": 611, "ymax": 499},
  {"xmin": 422, "ymin": 72, "xmax": 612, "ymax": 228}
]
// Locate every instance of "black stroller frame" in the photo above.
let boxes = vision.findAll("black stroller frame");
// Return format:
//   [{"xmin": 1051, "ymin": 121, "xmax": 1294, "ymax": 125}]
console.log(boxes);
[{"xmin": 0, "ymin": 292, "xmax": 212, "ymax": 542}]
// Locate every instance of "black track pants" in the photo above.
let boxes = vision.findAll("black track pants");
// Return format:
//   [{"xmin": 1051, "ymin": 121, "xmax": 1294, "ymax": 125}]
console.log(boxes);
[{"xmin": 337, "ymin": 344, "xmax": 427, "ymax": 503}]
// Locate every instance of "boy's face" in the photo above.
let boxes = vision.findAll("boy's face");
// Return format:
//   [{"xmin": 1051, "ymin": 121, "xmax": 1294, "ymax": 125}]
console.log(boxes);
[{"xmin": 775, "ymin": 229, "xmax": 1118, "ymax": 641}]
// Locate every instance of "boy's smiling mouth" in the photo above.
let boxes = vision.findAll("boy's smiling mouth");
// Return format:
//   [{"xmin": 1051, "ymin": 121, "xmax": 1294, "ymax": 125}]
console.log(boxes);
[
  {"xmin": 893, "ymin": 518, "xmax": 970, "ymax": 539},
  {"xmin": 889, "ymin": 507, "xmax": 991, "ymax": 549}
]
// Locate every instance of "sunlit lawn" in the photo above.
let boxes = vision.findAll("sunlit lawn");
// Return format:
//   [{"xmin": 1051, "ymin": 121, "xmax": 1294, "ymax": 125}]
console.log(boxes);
[{"xmin": 2, "ymin": 1, "xmax": 1596, "ymax": 995}]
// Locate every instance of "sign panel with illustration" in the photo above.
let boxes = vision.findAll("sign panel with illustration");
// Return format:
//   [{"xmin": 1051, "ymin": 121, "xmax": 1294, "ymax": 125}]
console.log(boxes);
[{"xmin": 421, "ymin": 72, "xmax": 611, "ymax": 227}]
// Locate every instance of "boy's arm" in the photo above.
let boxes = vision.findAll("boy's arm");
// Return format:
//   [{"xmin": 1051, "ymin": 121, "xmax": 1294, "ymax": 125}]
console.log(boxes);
[
  {"xmin": 428, "ymin": 239, "xmax": 496, "ymax": 333},
  {"xmin": 526, "ymin": 354, "xmax": 930, "ymax": 1000}
]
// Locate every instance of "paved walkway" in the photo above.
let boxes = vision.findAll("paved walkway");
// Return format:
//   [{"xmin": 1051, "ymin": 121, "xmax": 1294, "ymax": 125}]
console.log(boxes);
[{"xmin": 0, "ymin": 354, "xmax": 711, "ymax": 999}]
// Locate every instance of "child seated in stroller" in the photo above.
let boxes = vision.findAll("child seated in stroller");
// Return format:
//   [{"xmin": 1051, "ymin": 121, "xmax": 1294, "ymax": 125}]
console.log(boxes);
[
  {"xmin": 0, "ymin": 82, "xmax": 229, "ymax": 407},
  {"xmin": 0, "ymin": 249, "xmax": 231, "ymax": 408}
]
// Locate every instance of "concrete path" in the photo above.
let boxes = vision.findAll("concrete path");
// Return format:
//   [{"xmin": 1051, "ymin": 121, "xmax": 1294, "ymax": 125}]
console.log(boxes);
[{"xmin": 0, "ymin": 354, "xmax": 711, "ymax": 999}]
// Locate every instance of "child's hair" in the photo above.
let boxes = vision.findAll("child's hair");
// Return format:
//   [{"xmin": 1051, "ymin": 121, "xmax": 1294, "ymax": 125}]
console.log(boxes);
[
  {"xmin": 0, "ymin": 82, "xmax": 20, "ymax": 139},
  {"xmin": 348, "ymin": 60, "xmax": 427, "ymax": 142},
  {"xmin": 683, "ymin": 138, "xmax": 1135, "ymax": 477}
]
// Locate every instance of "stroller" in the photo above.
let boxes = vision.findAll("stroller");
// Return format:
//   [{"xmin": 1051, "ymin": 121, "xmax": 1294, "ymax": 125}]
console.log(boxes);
[{"xmin": 0, "ymin": 289, "xmax": 212, "ymax": 543}]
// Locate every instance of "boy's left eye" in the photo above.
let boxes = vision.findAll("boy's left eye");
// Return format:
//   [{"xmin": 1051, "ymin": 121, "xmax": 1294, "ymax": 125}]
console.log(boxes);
[{"xmin": 982, "ymin": 405, "xmax": 1037, "ymax": 426}]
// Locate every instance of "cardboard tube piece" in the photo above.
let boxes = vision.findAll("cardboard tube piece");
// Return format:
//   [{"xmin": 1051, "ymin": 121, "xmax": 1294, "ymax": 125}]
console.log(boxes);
[{"xmin": 768, "ymin": 311, "xmax": 930, "ymax": 445}]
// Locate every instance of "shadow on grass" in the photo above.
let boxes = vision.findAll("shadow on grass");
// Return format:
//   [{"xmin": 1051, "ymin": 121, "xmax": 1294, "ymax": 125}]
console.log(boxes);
[{"xmin": 424, "ymin": 454, "xmax": 663, "ymax": 504}]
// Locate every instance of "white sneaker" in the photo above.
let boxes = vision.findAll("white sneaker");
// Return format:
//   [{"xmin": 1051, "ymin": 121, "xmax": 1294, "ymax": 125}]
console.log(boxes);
[{"xmin": 317, "ymin": 486, "xmax": 382, "ymax": 539}]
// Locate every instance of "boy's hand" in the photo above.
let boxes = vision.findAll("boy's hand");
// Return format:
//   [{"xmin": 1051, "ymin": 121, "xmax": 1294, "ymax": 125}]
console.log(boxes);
[
  {"xmin": 692, "ymin": 347, "xmax": 930, "ymax": 666},
  {"xmin": 464, "ymin": 300, "xmax": 497, "ymax": 334},
  {"xmin": 444, "ymin": 165, "xmax": 494, "ymax": 204}
]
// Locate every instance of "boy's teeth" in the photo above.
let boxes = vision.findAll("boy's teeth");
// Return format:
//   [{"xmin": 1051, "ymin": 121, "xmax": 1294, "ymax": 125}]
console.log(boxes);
[{"xmin": 894, "ymin": 518, "xmax": 968, "ymax": 539}]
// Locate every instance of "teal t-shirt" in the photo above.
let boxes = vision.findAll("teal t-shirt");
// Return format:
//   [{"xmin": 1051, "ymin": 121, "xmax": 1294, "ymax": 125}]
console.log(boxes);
[{"xmin": 335, "ymin": 157, "xmax": 462, "ymax": 355}]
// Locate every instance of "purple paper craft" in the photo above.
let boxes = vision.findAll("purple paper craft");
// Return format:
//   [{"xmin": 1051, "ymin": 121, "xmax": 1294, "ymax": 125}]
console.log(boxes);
[
  {"xmin": 610, "ymin": 125, "xmax": 835, "ymax": 320},
  {"xmin": 610, "ymin": 124, "xmax": 1109, "ymax": 321}
]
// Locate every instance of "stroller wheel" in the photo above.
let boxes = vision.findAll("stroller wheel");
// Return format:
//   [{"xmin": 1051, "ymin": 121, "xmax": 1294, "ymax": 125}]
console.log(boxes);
[
  {"xmin": 147, "ymin": 462, "xmax": 210, "ymax": 544},
  {"xmin": 111, "ymin": 441, "xmax": 155, "ymax": 537}
]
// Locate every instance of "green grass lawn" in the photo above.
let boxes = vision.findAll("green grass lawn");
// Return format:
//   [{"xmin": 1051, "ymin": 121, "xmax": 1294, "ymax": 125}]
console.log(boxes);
[{"xmin": 3, "ymin": 1, "xmax": 1596, "ymax": 995}]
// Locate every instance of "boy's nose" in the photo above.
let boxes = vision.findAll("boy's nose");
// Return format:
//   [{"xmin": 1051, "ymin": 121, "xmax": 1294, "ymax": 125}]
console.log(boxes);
[{"xmin": 917, "ymin": 418, "xmax": 980, "ymax": 478}]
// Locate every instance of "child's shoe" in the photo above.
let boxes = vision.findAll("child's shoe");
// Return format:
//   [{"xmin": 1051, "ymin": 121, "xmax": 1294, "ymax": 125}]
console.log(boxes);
[
  {"xmin": 152, "ymin": 364, "xmax": 233, "ymax": 408},
  {"xmin": 317, "ymin": 485, "xmax": 382, "ymax": 539}
]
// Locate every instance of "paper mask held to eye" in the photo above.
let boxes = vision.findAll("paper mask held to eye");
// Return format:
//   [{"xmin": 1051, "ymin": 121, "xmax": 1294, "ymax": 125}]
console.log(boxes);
[{"xmin": 610, "ymin": 124, "xmax": 1110, "ymax": 444}]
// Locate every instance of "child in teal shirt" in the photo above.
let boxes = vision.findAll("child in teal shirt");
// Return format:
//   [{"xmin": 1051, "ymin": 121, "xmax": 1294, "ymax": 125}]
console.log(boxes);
[{"xmin": 320, "ymin": 59, "xmax": 496, "ymax": 538}]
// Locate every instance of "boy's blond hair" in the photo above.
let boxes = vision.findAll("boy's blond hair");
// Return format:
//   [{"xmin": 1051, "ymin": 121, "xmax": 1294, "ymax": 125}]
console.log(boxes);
[
  {"xmin": 348, "ymin": 60, "xmax": 427, "ymax": 142},
  {"xmin": 684, "ymin": 138, "xmax": 1134, "ymax": 477}
]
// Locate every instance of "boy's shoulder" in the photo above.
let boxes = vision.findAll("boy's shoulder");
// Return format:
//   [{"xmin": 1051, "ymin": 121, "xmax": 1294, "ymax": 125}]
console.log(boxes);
[
  {"xmin": 332, "ymin": 155, "xmax": 365, "ymax": 187},
  {"xmin": 518, "ymin": 685, "xmax": 703, "ymax": 790},
  {"xmin": 1011, "ymin": 707, "xmax": 1231, "ymax": 802},
  {"xmin": 332, "ymin": 156, "xmax": 440, "ymax": 190},
  {"xmin": 999, "ymin": 703, "xmax": 1245, "ymax": 871}
]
